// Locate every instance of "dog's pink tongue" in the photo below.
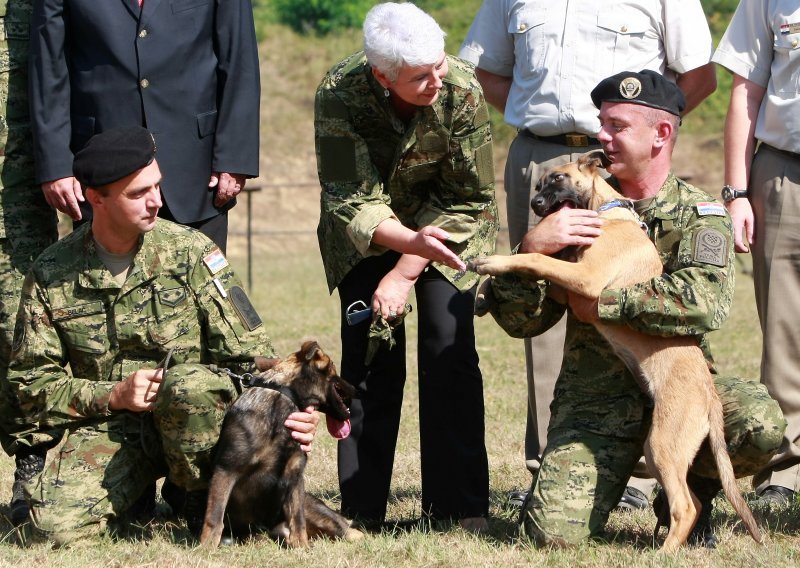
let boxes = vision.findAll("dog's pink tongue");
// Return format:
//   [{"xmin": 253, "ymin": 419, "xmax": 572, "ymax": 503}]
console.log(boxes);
[{"xmin": 326, "ymin": 415, "xmax": 351, "ymax": 440}]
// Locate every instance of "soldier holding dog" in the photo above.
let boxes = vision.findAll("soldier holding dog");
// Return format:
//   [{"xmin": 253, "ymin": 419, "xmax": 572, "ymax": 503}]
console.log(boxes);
[
  {"xmin": 477, "ymin": 71, "xmax": 785, "ymax": 547},
  {"xmin": 6, "ymin": 126, "xmax": 319, "ymax": 546}
]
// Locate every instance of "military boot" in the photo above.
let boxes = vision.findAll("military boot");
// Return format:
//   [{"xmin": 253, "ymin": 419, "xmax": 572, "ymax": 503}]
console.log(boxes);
[
  {"xmin": 9, "ymin": 447, "xmax": 46, "ymax": 526},
  {"xmin": 182, "ymin": 489, "xmax": 208, "ymax": 539},
  {"xmin": 652, "ymin": 473, "xmax": 721, "ymax": 549}
]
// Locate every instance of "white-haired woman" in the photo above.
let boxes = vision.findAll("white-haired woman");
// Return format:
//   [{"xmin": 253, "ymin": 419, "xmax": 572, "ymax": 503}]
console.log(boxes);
[{"xmin": 315, "ymin": 2, "xmax": 497, "ymax": 533}]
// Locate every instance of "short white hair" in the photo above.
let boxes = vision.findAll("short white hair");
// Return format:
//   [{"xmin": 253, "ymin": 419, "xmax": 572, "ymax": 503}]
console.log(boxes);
[{"xmin": 363, "ymin": 3, "xmax": 446, "ymax": 81}]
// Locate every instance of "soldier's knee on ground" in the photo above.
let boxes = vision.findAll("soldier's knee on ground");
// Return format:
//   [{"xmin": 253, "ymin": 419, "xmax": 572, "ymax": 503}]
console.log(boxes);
[{"xmin": 693, "ymin": 377, "xmax": 786, "ymax": 478}]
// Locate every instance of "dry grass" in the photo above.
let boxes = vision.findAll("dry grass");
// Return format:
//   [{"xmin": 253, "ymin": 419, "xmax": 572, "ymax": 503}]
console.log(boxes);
[{"xmin": 0, "ymin": 23, "xmax": 797, "ymax": 568}]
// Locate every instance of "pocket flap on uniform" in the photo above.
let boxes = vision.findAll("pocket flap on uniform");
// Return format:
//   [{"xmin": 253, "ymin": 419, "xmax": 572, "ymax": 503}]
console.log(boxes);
[
  {"xmin": 597, "ymin": 13, "xmax": 649, "ymax": 35},
  {"xmin": 51, "ymin": 301, "xmax": 105, "ymax": 321},
  {"xmin": 196, "ymin": 110, "xmax": 218, "ymax": 138}
]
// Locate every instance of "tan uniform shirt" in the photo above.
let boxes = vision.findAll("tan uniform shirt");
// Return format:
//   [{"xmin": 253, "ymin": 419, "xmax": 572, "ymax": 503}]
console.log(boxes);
[
  {"xmin": 458, "ymin": 0, "xmax": 713, "ymax": 134},
  {"xmin": 712, "ymin": 0, "xmax": 800, "ymax": 154}
]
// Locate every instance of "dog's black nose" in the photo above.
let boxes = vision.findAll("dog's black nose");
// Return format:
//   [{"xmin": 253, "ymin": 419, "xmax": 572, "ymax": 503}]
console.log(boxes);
[{"xmin": 531, "ymin": 194, "xmax": 545, "ymax": 211}]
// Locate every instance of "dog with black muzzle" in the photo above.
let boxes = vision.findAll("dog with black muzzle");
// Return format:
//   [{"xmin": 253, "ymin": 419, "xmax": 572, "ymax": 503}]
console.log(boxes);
[
  {"xmin": 469, "ymin": 151, "xmax": 761, "ymax": 551},
  {"xmin": 200, "ymin": 340, "xmax": 363, "ymax": 548}
]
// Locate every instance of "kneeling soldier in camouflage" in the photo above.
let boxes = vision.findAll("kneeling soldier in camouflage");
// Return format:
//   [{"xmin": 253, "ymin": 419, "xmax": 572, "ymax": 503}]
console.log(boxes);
[{"xmin": 6, "ymin": 127, "xmax": 318, "ymax": 546}]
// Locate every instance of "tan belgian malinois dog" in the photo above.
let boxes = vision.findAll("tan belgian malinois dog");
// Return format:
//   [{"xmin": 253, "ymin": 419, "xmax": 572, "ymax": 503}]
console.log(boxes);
[{"xmin": 469, "ymin": 151, "xmax": 761, "ymax": 551}]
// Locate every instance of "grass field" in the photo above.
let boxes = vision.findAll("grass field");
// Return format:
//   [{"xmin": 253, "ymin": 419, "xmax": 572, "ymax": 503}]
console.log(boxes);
[
  {"xmin": 1, "ymin": 14, "xmax": 798, "ymax": 568},
  {"xmin": 1, "ymin": 238, "xmax": 799, "ymax": 567}
]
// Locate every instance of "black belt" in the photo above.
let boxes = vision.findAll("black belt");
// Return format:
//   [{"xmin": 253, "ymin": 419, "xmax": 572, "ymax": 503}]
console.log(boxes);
[
  {"xmin": 762, "ymin": 143, "xmax": 799, "ymax": 160},
  {"xmin": 519, "ymin": 129, "xmax": 599, "ymax": 148}
]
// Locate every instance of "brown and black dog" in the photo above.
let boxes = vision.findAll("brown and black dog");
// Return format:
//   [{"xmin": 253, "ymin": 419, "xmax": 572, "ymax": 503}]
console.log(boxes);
[
  {"xmin": 199, "ymin": 341, "xmax": 363, "ymax": 548},
  {"xmin": 469, "ymin": 151, "xmax": 760, "ymax": 551}
]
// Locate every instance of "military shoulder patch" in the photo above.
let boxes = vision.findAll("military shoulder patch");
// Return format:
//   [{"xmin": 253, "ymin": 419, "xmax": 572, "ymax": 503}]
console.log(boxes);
[
  {"xmin": 693, "ymin": 228, "xmax": 729, "ymax": 267},
  {"xmin": 203, "ymin": 248, "xmax": 229, "ymax": 275},
  {"xmin": 695, "ymin": 202, "xmax": 726, "ymax": 217},
  {"xmin": 228, "ymin": 285, "xmax": 263, "ymax": 331}
]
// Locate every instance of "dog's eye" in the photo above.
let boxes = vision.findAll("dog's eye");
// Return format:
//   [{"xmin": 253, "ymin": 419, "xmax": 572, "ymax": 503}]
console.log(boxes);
[{"xmin": 553, "ymin": 174, "xmax": 565, "ymax": 182}]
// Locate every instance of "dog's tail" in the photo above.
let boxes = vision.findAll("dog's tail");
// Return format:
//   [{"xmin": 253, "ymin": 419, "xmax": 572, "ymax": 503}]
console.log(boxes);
[{"xmin": 708, "ymin": 393, "xmax": 763, "ymax": 543}]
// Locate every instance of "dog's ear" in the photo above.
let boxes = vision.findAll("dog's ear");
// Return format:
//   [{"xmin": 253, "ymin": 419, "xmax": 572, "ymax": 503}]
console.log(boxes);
[
  {"xmin": 253, "ymin": 356, "xmax": 281, "ymax": 371},
  {"xmin": 300, "ymin": 340, "xmax": 321, "ymax": 362},
  {"xmin": 579, "ymin": 150, "xmax": 611, "ymax": 172}
]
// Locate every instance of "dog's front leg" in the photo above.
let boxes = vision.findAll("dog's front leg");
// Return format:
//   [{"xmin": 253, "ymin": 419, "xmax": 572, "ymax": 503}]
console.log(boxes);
[
  {"xmin": 200, "ymin": 469, "xmax": 238, "ymax": 547},
  {"xmin": 284, "ymin": 474, "xmax": 309, "ymax": 547}
]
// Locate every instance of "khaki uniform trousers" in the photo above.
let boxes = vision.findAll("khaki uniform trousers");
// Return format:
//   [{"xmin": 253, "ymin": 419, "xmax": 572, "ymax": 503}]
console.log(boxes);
[{"xmin": 749, "ymin": 143, "xmax": 800, "ymax": 493}]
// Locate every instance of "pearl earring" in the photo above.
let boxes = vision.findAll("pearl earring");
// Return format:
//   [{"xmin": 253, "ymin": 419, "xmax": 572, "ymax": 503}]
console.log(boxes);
[{"xmin": 384, "ymin": 89, "xmax": 390, "ymax": 98}]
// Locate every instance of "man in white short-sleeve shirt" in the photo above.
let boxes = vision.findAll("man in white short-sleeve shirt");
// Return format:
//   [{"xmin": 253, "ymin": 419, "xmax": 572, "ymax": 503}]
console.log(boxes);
[
  {"xmin": 458, "ymin": 0, "xmax": 717, "ymax": 511},
  {"xmin": 713, "ymin": 0, "xmax": 800, "ymax": 508}
]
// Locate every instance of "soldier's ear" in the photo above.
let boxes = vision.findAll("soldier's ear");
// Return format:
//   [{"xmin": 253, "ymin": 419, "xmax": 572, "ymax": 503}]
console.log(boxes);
[{"xmin": 84, "ymin": 186, "xmax": 103, "ymax": 208}]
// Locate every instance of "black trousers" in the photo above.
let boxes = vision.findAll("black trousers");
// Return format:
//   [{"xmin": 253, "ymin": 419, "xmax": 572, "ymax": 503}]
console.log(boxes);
[{"xmin": 337, "ymin": 253, "xmax": 489, "ymax": 522}]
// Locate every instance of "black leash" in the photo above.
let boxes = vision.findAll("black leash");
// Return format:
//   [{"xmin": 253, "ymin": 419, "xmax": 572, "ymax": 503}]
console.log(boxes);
[{"xmin": 206, "ymin": 363, "xmax": 302, "ymax": 409}]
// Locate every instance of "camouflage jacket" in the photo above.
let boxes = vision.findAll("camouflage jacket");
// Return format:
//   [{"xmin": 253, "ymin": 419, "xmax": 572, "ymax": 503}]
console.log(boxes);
[
  {"xmin": 7, "ymin": 220, "xmax": 274, "ymax": 428},
  {"xmin": 488, "ymin": 174, "xmax": 735, "ymax": 388},
  {"xmin": 314, "ymin": 52, "xmax": 498, "ymax": 293},
  {"xmin": 0, "ymin": 0, "xmax": 54, "ymax": 238}
]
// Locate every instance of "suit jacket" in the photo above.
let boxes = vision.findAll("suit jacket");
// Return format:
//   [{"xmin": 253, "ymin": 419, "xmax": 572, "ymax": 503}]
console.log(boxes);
[{"xmin": 29, "ymin": 0, "xmax": 261, "ymax": 223}]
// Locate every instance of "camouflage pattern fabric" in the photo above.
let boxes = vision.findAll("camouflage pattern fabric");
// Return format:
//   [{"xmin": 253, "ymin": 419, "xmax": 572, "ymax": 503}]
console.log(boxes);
[
  {"xmin": 314, "ymin": 52, "xmax": 498, "ymax": 293},
  {"xmin": 27, "ymin": 363, "xmax": 238, "ymax": 545},
  {"xmin": 0, "ymin": 0, "xmax": 58, "ymax": 454},
  {"xmin": 7, "ymin": 219, "xmax": 272, "ymax": 544},
  {"xmin": 364, "ymin": 308, "xmax": 410, "ymax": 366},
  {"xmin": 481, "ymin": 175, "xmax": 786, "ymax": 545}
]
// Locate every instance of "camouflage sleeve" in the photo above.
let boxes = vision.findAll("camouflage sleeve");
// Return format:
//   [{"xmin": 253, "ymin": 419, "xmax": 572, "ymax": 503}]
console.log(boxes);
[
  {"xmin": 597, "ymin": 208, "xmax": 735, "ymax": 337},
  {"xmin": 189, "ymin": 239, "xmax": 275, "ymax": 367},
  {"xmin": 314, "ymin": 81, "xmax": 395, "ymax": 258},
  {"xmin": 7, "ymin": 273, "xmax": 117, "ymax": 427},
  {"xmin": 485, "ymin": 272, "xmax": 567, "ymax": 338}
]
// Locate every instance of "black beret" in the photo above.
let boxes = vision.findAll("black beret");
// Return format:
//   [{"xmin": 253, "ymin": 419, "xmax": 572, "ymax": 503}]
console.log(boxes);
[
  {"xmin": 590, "ymin": 69, "xmax": 685, "ymax": 117},
  {"xmin": 73, "ymin": 126, "xmax": 157, "ymax": 187}
]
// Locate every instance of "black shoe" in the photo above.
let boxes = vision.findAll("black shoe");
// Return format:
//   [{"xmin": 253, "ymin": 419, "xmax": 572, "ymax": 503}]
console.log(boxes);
[
  {"xmin": 182, "ymin": 489, "xmax": 208, "ymax": 538},
  {"xmin": 756, "ymin": 485, "xmax": 795, "ymax": 508},
  {"xmin": 652, "ymin": 473, "xmax": 721, "ymax": 549},
  {"xmin": 161, "ymin": 479, "xmax": 187, "ymax": 515},
  {"xmin": 507, "ymin": 489, "xmax": 529, "ymax": 510},
  {"xmin": 617, "ymin": 486, "xmax": 649, "ymax": 511},
  {"xmin": 9, "ymin": 447, "xmax": 47, "ymax": 526}
]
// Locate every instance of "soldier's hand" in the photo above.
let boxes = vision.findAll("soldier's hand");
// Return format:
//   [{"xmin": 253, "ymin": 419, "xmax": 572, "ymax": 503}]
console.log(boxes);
[
  {"xmin": 567, "ymin": 291, "xmax": 599, "ymax": 324},
  {"xmin": 284, "ymin": 406, "xmax": 319, "ymax": 453},
  {"xmin": 109, "ymin": 368, "xmax": 164, "ymax": 412},
  {"xmin": 520, "ymin": 208, "xmax": 602, "ymax": 255},
  {"xmin": 41, "ymin": 176, "xmax": 84, "ymax": 221},
  {"xmin": 209, "ymin": 172, "xmax": 245, "ymax": 207}
]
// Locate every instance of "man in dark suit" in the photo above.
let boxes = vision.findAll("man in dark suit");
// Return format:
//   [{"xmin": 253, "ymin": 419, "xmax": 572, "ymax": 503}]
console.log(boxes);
[{"xmin": 28, "ymin": 0, "xmax": 261, "ymax": 251}]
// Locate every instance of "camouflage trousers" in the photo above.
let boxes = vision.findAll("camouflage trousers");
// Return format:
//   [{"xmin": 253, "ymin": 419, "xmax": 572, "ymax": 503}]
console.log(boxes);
[
  {"xmin": 522, "ymin": 375, "xmax": 786, "ymax": 546},
  {"xmin": 25, "ymin": 363, "xmax": 238, "ymax": 547},
  {"xmin": 0, "ymin": 231, "xmax": 58, "ymax": 455}
]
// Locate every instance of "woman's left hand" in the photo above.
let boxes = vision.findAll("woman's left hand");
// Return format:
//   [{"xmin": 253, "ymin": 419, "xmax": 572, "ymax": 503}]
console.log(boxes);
[{"xmin": 372, "ymin": 268, "xmax": 415, "ymax": 321}]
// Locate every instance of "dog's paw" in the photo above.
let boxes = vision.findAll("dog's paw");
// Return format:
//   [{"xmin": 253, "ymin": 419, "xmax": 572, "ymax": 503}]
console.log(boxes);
[
  {"xmin": 467, "ymin": 256, "xmax": 505, "ymax": 275},
  {"xmin": 344, "ymin": 527, "xmax": 364, "ymax": 541}
]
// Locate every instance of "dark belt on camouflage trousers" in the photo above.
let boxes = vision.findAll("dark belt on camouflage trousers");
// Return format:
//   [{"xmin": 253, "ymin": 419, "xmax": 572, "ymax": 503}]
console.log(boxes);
[{"xmin": 519, "ymin": 129, "xmax": 600, "ymax": 147}]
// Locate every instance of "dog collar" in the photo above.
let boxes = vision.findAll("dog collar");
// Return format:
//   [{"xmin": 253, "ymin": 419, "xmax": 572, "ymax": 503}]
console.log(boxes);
[
  {"xmin": 597, "ymin": 199, "xmax": 648, "ymax": 233},
  {"xmin": 260, "ymin": 382, "xmax": 302, "ymax": 409},
  {"xmin": 597, "ymin": 199, "xmax": 635, "ymax": 213}
]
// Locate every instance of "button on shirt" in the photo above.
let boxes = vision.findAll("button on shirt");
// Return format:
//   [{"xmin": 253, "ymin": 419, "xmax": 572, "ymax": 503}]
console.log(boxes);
[
  {"xmin": 712, "ymin": 0, "xmax": 800, "ymax": 154},
  {"xmin": 458, "ymin": 0, "xmax": 713, "ymax": 135}
]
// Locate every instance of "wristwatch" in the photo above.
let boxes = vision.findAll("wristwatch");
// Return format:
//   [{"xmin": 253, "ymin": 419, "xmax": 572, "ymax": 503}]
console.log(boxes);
[{"xmin": 721, "ymin": 184, "xmax": 748, "ymax": 203}]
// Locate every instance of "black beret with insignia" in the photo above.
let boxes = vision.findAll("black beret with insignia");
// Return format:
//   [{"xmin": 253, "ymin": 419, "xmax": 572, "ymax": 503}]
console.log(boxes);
[
  {"xmin": 73, "ymin": 126, "xmax": 157, "ymax": 187},
  {"xmin": 590, "ymin": 69, "xmax": 686, "ymax": 117}
]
